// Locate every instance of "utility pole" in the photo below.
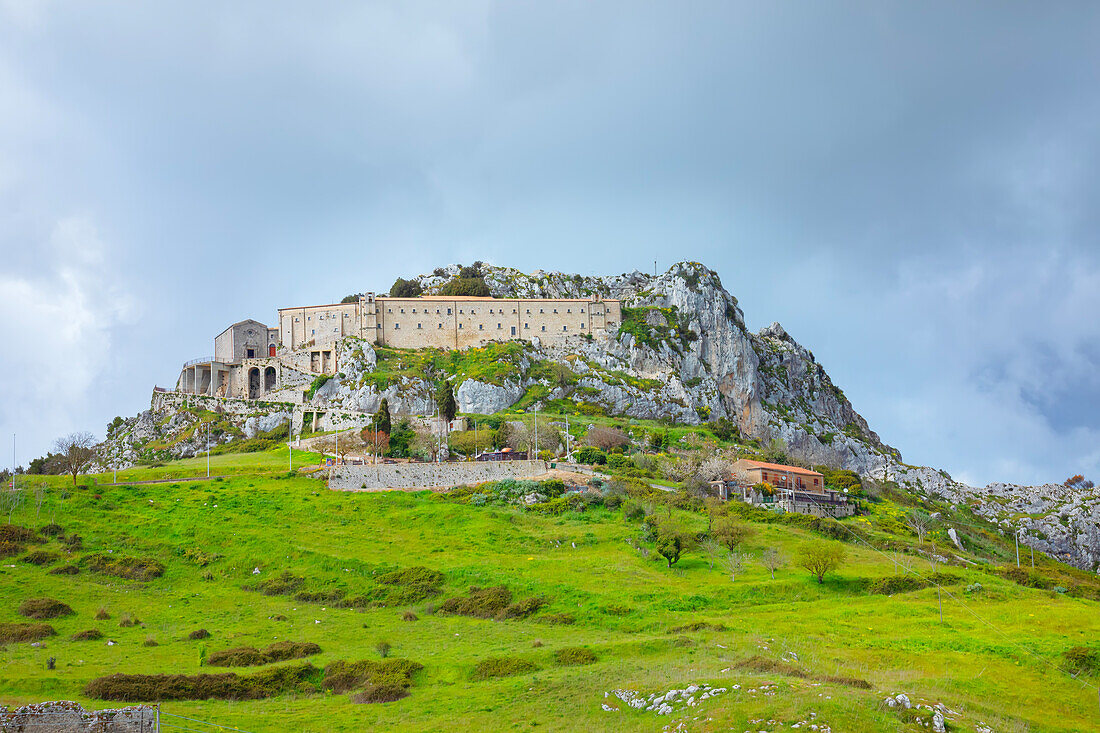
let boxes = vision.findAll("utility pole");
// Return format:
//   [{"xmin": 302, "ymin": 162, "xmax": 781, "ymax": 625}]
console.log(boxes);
[
  {"xmin": 533, "ymin": 406, "xmax": 538, "ymax": 460},
  {"xmin": 288, "ymin": 416, "xmax": 293, "ymax": 472},
  {"xmin": 565, "ymin": 414, "xmax": 570, "ymax": 461},
  {"xmin": 11, "ymin": 433, "xmax": 15, "ymax": 493},
  {"xmin": 206, "ymin": 423, "xmax": 210, "ymax": 478}
]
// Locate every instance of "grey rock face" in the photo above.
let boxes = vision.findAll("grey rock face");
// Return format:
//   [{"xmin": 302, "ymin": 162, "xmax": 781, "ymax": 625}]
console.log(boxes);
[{"xmin": 456, "ymin": 379, "xmax": 525, "ymax": 414}]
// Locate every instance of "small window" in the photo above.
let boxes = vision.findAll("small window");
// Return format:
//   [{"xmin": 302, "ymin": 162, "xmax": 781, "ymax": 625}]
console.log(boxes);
[
  {"xmin": 497, "ymin": 323, "xmax": 502, "ymax": 329},
  {"xmin": 526, "ymin": 309, "xmax": 530, "ymax": 314},
  {"xmin": 553, "ymin": 308, "xmax": 557, "ymax": 313},
  {"xmin": 512, "ymin": 308, "xmax": 517, "ymax": 314},
  {"xmin": 581, "ymin": 323, "xmax": 585, "ymax": 329},
  {"xmin": 580, "ymin": 308, "xmax": 585, "ymax": 313},
  {"xmin": 541, "ymin": 325, "xmax": 546, "ymax": 331},
  {"xmin": 459, "ymin": 309, "xmax": 463, "ymax": 314},
  {"xmin": 387, "ymin": 308, "xmax": 392, "ymax": 313},
  {"xmin": 524, "ymin": 323, "xmax": 529, "ymax": 329},
  {"xmin": 400, "ymin": 308, "xmax": 405, "ymax": 313},
  {"xmin": 311, "ymin": 329, "xmax": 315, "ymax": 335},
  {"xmin": 478, "ymin": 324, "xmax": 483, "ymax": 330},
  {"xmin": 394, "ymin": 323, "xmax": 400, "ymax": 329},
  {"xmin": 567, "ymin": 308, "xmax": 571, "ymax": 313},
  {"xmin": 412, "ymin": 308, "xmax": 416, "ymax": 313},
  {"xmin": 539, "ymin": 308, "xmax": 544, "ymax": 313},
  {"xmin": 417, "ymin": 323, "xmax": 422, "ymax": 329},
  {"xmin": 438, "ymin": 323, "xmax": 443, "ymax": 329},
  {"xmin": 447, "ymin": 308, "xmax": 452, "ymax": 315},
  {"xmin": 563, "ymin": 325, "xmax": 567, "ymax": 331},
  {"xmin": 295, "ymin": 317, "xmax": 299, "ymax": 322},
  {"xmin": 459, "ymin": 323, "xmax": 463, "ymax": 329}
]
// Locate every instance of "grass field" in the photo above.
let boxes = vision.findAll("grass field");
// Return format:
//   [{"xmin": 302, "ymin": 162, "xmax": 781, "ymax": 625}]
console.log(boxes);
[{"xmin": 1, "ymin": 449, "xmax": 1098, "ymax": 732}]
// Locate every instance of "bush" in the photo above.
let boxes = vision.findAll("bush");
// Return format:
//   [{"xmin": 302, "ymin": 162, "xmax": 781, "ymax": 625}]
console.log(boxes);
[
  {"xmin": 573, "ymin": 446, "xmax": 607, "ymax": 465},
  {"xmin": 188, "ymin": 629, "xmax": 211, "ymax": 640},
  {"xmin": 84, "ymin": 662, "xmax": 319, "ymax": 701},
  {"xmin": 71, "ymin": 629, "xmax": 104, "ymax": 641},
  {"xmin": 22, "ymin": 550, "xmax": 58, "ymax": 566},
  {"xmin": 294, "ymin": 589, "xmax": 346, "ymax": 604},
  {"xmin": 498, "ymin": 596, "xmax": 547, "ymax": 620},
  {"xmin": 143, "ymin": 637, "xmax": 159, "ymax": 647},
  {"xmin": 554, "ymin": 647, "xmax": 597, "ymax": 666},
  {"xmin": 402, "ymin": 611, "xmax": 418, "ymax": 622},
  {"xmin": 440, "ymin": 276, "xmax": 491, "ymax": 297},
  {"xmin": 322, "ymin": 658, "xmax": 423, "ymax": 694},
  {"xmin": 19, "ymin": 598, "xmax": 74, "ymax": 619},
  {"xmin": 867, "ymin": 572, "xmax": 962, "ymax": 595},
  {"xmin": 352, "ymin": 684, "xmax": 410, "ymax": 703},
  {"xmin": 0, "ymin": 622, "xmax": 56, "ymax": 643},
  {"xmin": 251, "ymin": 571, "xmax": 305, "ymax": 596},
  {"xmin": 0, "ymin": 525, "xmax": 39, "ymax": 543},
  {"xmin": 1064, "ymin": 646, "xmax": 1100, "ymax": 675},
  {"xmin": 471, "ymin": 657, "xmax": 538, "ymax": 681},
  {"xmin": 389, "ymin": 278, "xmax": 423, "ymax": 298},
  {"xmin": 118, "ymin": 615, "xmax": 140, "ymax": 627},
  {"xmin": 39, "ymin": 523, "xmax": 65, "ymax": 538},
  {"xmin": 1000, "ymin": 566, "xmax": 1053, "ymax": 589},
  {"xmin": 607, "ymin": 454, "xmax": 631, "ymax": 469},
  {"xmin": 438, "ymin": 586, "xmax": 512, "ymax": 618},
  {"xmin": 94, "ymin": 608, "xmax": 111, "ymax": 621},
  {"xmin": 622, "ymin": 501, "xmax": 646, "ymax": 521},
  {"xmin": 536, "ymin": 613, "xmax": 575, "ymax": 625},
  {"xmin": 0, "ymin": 540, "xmax": 24, "ymax": 557},
  {"xmin": 376, "ymin": 566, "xmax": 445, "ymax": 587},
  {"xmin": 207, "ymin": 641, "xmax": 321, "ymax": 667},
  {"xmin": 84, "ymin": 554, "xmax": 165, "ymax": 581},
  {"xmin": 667, "ymin": 621, "xmax": 728, "ymax": 633},
  {"xmin": 49, "ymin": 564, "xmax": 79, "ymax": 575}
]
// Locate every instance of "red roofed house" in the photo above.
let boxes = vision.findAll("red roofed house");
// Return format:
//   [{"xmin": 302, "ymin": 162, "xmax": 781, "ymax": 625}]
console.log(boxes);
[{"xmin": 708, "ymin": 459, "xmax": 853, "ymax": 518}]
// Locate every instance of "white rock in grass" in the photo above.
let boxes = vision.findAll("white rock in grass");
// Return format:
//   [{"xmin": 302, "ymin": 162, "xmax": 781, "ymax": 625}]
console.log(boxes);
[
  {"xmin": 895, "ymin": 694, "xmax": 911, "ymax": 709},
  {"xmin": 932, "ymin": 712, "xmax": 945, "ymax": 733}
]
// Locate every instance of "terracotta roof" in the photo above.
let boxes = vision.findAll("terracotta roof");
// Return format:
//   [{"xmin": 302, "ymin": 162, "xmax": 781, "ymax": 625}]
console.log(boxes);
[{"xmin": 738, "ymin": 459, "xmax": 823, "ymax": 477}]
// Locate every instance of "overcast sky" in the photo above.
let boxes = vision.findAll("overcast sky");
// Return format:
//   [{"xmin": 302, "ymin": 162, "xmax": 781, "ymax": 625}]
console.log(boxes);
[{"xmin": 2, "ymin": 2, "xmax": 1098, "ymax": 487}]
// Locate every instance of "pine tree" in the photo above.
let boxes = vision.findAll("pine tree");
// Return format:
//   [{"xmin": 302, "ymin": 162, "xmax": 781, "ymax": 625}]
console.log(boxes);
[
  {"xmin": 375, "ymin": 398, "xmax": 392, "ymax": 435},
  {"xmin": 438, "ymin": 381, "xmax": 457, "ymax": 424}
]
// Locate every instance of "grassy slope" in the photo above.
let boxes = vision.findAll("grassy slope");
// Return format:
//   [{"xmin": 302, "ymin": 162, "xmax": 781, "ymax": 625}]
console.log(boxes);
[{"xmin": 1, "ymin": 450, "xmax": 1098, "ymax": 732}]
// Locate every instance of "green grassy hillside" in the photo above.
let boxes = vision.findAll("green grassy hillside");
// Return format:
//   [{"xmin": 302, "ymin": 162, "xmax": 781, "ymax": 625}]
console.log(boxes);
[{"xmin": 1, "ymin": 448, "xmax": 1098, "ymax": 732}]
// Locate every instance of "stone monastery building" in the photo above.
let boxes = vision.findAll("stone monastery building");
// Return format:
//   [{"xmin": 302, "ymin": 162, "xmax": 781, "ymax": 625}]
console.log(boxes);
[{"xmin": 177, "ymin": 293, "xmax": 620, "ymax": 401}]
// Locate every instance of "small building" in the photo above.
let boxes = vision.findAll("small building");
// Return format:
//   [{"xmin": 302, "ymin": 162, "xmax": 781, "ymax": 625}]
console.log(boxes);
[
  {"xmin": 475, "ymin": 447, "xmax": 529, "ymax": 461},
  {"xmin": 709, "ymin": 459, "xmax": 854, "ymax": 518}
]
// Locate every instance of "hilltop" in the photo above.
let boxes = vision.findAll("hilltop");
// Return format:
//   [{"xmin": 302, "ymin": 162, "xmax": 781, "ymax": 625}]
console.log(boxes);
[{"xmin": 97, "ymin": 261, "xmax": 1100, "ymax": 571}]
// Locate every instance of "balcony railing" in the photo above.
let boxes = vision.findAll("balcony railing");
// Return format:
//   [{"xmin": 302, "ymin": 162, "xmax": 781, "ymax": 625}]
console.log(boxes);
[{"xmin": 183, "ymin": 357, "xmax": 215, "ymax": 368}]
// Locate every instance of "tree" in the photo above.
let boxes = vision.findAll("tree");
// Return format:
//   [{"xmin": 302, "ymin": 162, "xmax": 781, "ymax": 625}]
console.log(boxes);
[
  {"xmin": 547, "ymin": 362, "xmax": 575, "ymax": 394},
  {"xmin": 585, "ymin": 426, "xmax": 629, "ymax": 452},
  {"xmin": 360, "ymin": 428, "xmax": 390, "ymax": 464},
  {"xmin": 904, "ymin": 510, "xmax": 932, "ymax": 545},
  {"xmin": 760, "ymin": 547, "xmax": 787, "ymax": 580},
  {"xmin": 656, "ymin": 531, "xmax": 684, "ymax": 569},
  {"xmin": 797, "ymin": 541, "xmax": 845, "ymax": 584},
  {"xmin": 700, "ymin": 537, "xmax": 722, "ymax": 570},
  {"xmin": 708, "ymin": 418, "xmax": 740, "ymax": 442},
  {"xmin": 340, "ymin": 294, "xmax": 360, "ymax": 303},
  {"xmin": 761, "ymin": 438, "xmax": 790, "ymax": 465},
  {"xmin": 374, "ymin": 398, "xmax": 392, "ymax": 436},
  {"xmin": 388, "ymin": 278, "xmax": 423, "ymax": 298},
  {"xmin": 53, "ymin": 432, "xmax": 97, "ymax": 486},
  {"xmin": 1064, "ymin": 475, "xmax": 1095, "ymax": 490},
  {"xmin": 437, "ymin": 381, "xmax": 457, "ymax": 424},
  {"xmin": 713, "ymin": 516, "xmax": 755, "ymax": 551},
  {"xmin": 724, "ymin": 550, "xmax": 752, "ymax": 582},
  {"xmin": 439, "ymin": 277, "xmax": 491, "ymax": 297}
]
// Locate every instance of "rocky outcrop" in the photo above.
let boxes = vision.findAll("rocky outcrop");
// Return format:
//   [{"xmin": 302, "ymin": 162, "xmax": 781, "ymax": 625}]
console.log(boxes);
[{"xmin": 456, "ymin": 380, "xmax": 524, "ymax": 415}]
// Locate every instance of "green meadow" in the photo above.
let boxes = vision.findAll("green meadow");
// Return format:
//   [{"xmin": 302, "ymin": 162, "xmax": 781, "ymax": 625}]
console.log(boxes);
[{"xmin": 1, "ymin": 448, "xmax": 1098, "ymax": 732}]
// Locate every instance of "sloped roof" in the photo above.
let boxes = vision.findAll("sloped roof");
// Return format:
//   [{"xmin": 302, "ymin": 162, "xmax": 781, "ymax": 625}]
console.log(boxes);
[{"xmin": 737, "ymin": 459, "xmax": 823, "ymax": 477}]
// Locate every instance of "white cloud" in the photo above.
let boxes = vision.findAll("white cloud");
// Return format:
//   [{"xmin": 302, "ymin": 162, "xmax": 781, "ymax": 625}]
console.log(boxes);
[{"xmin": 0, "ymin": 216, "xmax": 135, "ymax": 459}]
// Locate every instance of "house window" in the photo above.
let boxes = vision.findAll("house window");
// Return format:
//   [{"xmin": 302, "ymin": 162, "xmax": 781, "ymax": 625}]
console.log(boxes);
[
  {"xmin": 400, "ymin": 308, "xmax": 405, "ymax": 313},
  {"xmin": 526, "ymin": 309, "xmax": 530, "ymax": 314},
  {"xmin": 541, "ymin": 325, "xmax": 546, "ymax": 331},
  {"xmin": 580, "ymin": 308, "xmax": 585, "ymax": 313},
  {"xmin": 581, "ymin": 323, "xmax": 585, "ymax": 329},
  {"xmin": 567, "ymin": 308, "xmax": 571, "ymax": 313},
  {"xmin": 447, "ymin": 308, "xmax": 452, "ymax": 315},
  {"xmin": 295, "ymin": 317, "xmax": 299, "ymax": 322},
  {"xmin": 311, "ymin": 329, "xmax": 315, "ymax": 335},
  {"xmin": 412, "ymin": 308, "xmax": 416, "ymax": 313},
  {"xmin": 459, "ymin": 309, "xmax": 463, "ymax": 314},
  {"xmin": 394, "ymin": 323, "xmax": 400, "ymax": 329},
  {"xmin": 553, "ymin": 308, "xmax": 557, "ymax": 313},
  {"xmin": 459, "ymin": 323, "xmax": 463, "ymax": 329},
  {"xmin": 417, "ymin": 323, "xmax": 422, "ymax": 329},
  {"xmin": 539, "ymin": 308, "xmax": 544, "ymax": 313},
  {"xmin": 524, "ymin": 323, "xmax": 529, "ymax": 329},
  {"xmin": 387, "ymin": 308, "xmax": 392, "ymax": 313},
  {"xmin": 512, "ymin": 308, "xmax": 517, "ymax": 314},
  {"xmin": 563, "ymin": 326, "xmax": 567, "ymax": 331},
  {"xmin": 478, "ymin": 324, "xmax": 483, "ymax": 330},
  {"xmin": 438, "ymin": 323, "xmax": 443, "ymax": 329}
]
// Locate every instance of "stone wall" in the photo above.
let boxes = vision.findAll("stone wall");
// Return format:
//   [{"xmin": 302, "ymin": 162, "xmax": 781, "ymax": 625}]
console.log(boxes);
[
  {"xmin": 0, "ymin": 701, "xmax": 158, "ymax": 732},
  {"xmin": 328, "ymin": 460, "xmax": 549, "ymax": 490}
]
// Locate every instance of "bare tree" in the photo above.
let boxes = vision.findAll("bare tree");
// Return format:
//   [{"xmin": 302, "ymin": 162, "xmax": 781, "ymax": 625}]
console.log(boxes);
[
  {"xmin": 713, "ymin": 516, "xmax": 756, "ymax": 551},
  {"xmin": 760, "ymin": 547, "xmax": 787, "ymax": 580},
  {"xmin": 700, "ymin": 537, "xmax": 722, "ymax": 570},
  {"xmin": 724, "ymin": 550, "xmax": 753, "ymax": 582},
  {"xmin": 360, "ymin": 428, "xmax": 389, "ymax": 464},
  {"xmin": 584, "ymin": 426, "xmax": 629, "ymax": 452},
  {"xmin": 53, "ymin": 432, "xmax": 97, "ymax": 487},
  {"xmin": 905, "ymin": 511, "xmax": 933, "ymax": 545}
]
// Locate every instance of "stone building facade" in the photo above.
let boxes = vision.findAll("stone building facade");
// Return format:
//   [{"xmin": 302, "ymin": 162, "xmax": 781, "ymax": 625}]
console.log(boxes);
[
  {"xmin": 277, "ymin": 293, "xmax": 620, "ymax": 350},
  {"xmin": 177, "ymin": 293, "xmax": 620, "ymax": 401}
]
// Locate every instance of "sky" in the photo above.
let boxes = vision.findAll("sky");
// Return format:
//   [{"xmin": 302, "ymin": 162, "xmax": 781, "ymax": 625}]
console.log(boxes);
[{"xmin": 1, "ymin": 1, "xmax": 1098, "ymax": 487}]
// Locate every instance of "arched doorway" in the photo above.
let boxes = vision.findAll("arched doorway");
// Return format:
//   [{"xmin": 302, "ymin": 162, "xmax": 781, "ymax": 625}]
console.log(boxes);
[
  {"xmin": 269, "ymin": 343, "xmax": 276, "ymax": 357},
  {"xmin": 264, "ymin": 366, "xmax": 277, "ymax": 393},
  {"xmin": 248, "ymin": 368, "xmax": 260, "ymax": 399}
]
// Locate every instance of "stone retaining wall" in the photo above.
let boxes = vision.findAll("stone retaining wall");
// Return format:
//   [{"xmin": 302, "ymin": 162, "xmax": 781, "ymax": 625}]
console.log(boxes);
[
  {"xmin": 1, "ymin": 701, "xmax": 158, "ymax": 732},
  {"xmin": 328, "ymin": 460, "xmax": 549, "ymax": 490}
]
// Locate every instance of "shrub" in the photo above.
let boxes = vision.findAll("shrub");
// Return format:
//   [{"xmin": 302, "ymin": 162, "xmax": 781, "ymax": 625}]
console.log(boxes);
[
  {"xmin": 294, "ymin": 589, "xmax": 346, "ymax": 604},
  {"xmin": 94, "ymin": 608, "xmax": 111, "ymax": 621},
  {"xmin": 497, "ymin": 596, "xmax": 547, "ymax": 620},
  {"xmin": 1064, "ymin": 646, "xmax": 1100, "ymax": 675},
  {"xmin": 188, "ymin": 629, "xmax": 211, "ymax": 640},
  {"xmin": 402, "ymin": 611, "xmax": 418, "ymax": 622},
  {"xmin": 0, "ymin": 540, "xmax": 24, "ymax": 557},
  {"xmin": 118, "ymin": 615, "xmax": 140, "ymax": 628},
  {"xmin": 438, "ymin": 586, "xmax": 512, "ymax": 618},
  {"xmin": 471, "ymin": 657, "xmax": 538, "ymax": 681},
  {"xmin": 71, "ymin": 629, "xmax": 104, "ymax": 641},
  {"xmin": 736, "ymin": 655, "xmax": 871, "ymax": 689},
  {"xmin": 143, "ymin": 636, "xmax": 159, "ymax": 647},
  {"xmin": 1000, "ymin": 566, "xmax": 1053, "ymax": 589},
  {"xmin": 251, "ymin": 571, "xmax": 305, "ymax": 596},
  {"xmin": 573, "ymin": 446, "xmax": 607, "ymax": 465},
  {"xmin": 22, "ymin": 549, "xmax": 59, "ymax": 566},
  {"xmin": 352, "ymin": 684, "xmax": 409, "ymax": 703},
  {"xmin": 39, "ymin": 523, "xmax": 65, "ymax": 537},
  {"xmin": 84, "ymin": 554, "xmax": 165, "ymax": 581},
  {"xmin": 322, "ymin": 658, "xmax": 423, "ymax": 693},
  {"xmin": 668, "ymin": 621, "xmax": 728, "ymax": 633},
  {"xmin": 603, "ymin": 493, "xmax": 624, "ymax": 510},
  {"xmin": 867, "ymin": 573, "xmax": 962, "ymax": 595},
  {"xmin": 536, "ymin": 613, "xmax": 575, "ymax": 625},
  {"xmin": 376, "ymin": 566, "xmax": 445, "ymax": 587},
  {"xmin": 0, "ymin": 525, "xmax": 39, "ymax": 543},
  {"xmin": 208, "ymin": 641, "xmax": 321, "ymax": 667},
  {"xmin": 84, "ymin": 662, "xmax": 319, "ymax": 701},
  {"xmin": 49, "ymin": 564, "xmax": 79, "ymax": 575},
  {"xmin": 622, "ymin": 501, "xmax": 646, "ymax": 521},
  {"xmin": 19, "ymin": 598, "xmax": 74, "ymax": 619},
  {"xmin": 439, "ymin": 276, "xmax": 491, "ymax": 297},
  {"xmin": 0, "ymin": 622, "xmax": 56, "ymax": 643},
  {"xmin": 376, "ymin": 641, "xmax": 392, "ymax": 659},
  {"xmin": 554, "ymin": 647, "xmax": 597, "ymax": 666}
]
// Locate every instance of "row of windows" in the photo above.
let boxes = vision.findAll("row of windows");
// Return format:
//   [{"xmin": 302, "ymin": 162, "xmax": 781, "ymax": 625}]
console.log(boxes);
[
  {"xmin": 388, "ymin": 306, "xmax": 603, "ymax": 315},
  {"xmin": 396, "ymin": 323, "xmax": 587, "ymax": 331}
]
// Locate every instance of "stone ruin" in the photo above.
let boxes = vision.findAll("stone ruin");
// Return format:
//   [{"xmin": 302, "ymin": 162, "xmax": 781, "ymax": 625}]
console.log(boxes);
[{"xmin": 0, "ymin": 701, "xmax": 158, "ymax": 732}]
